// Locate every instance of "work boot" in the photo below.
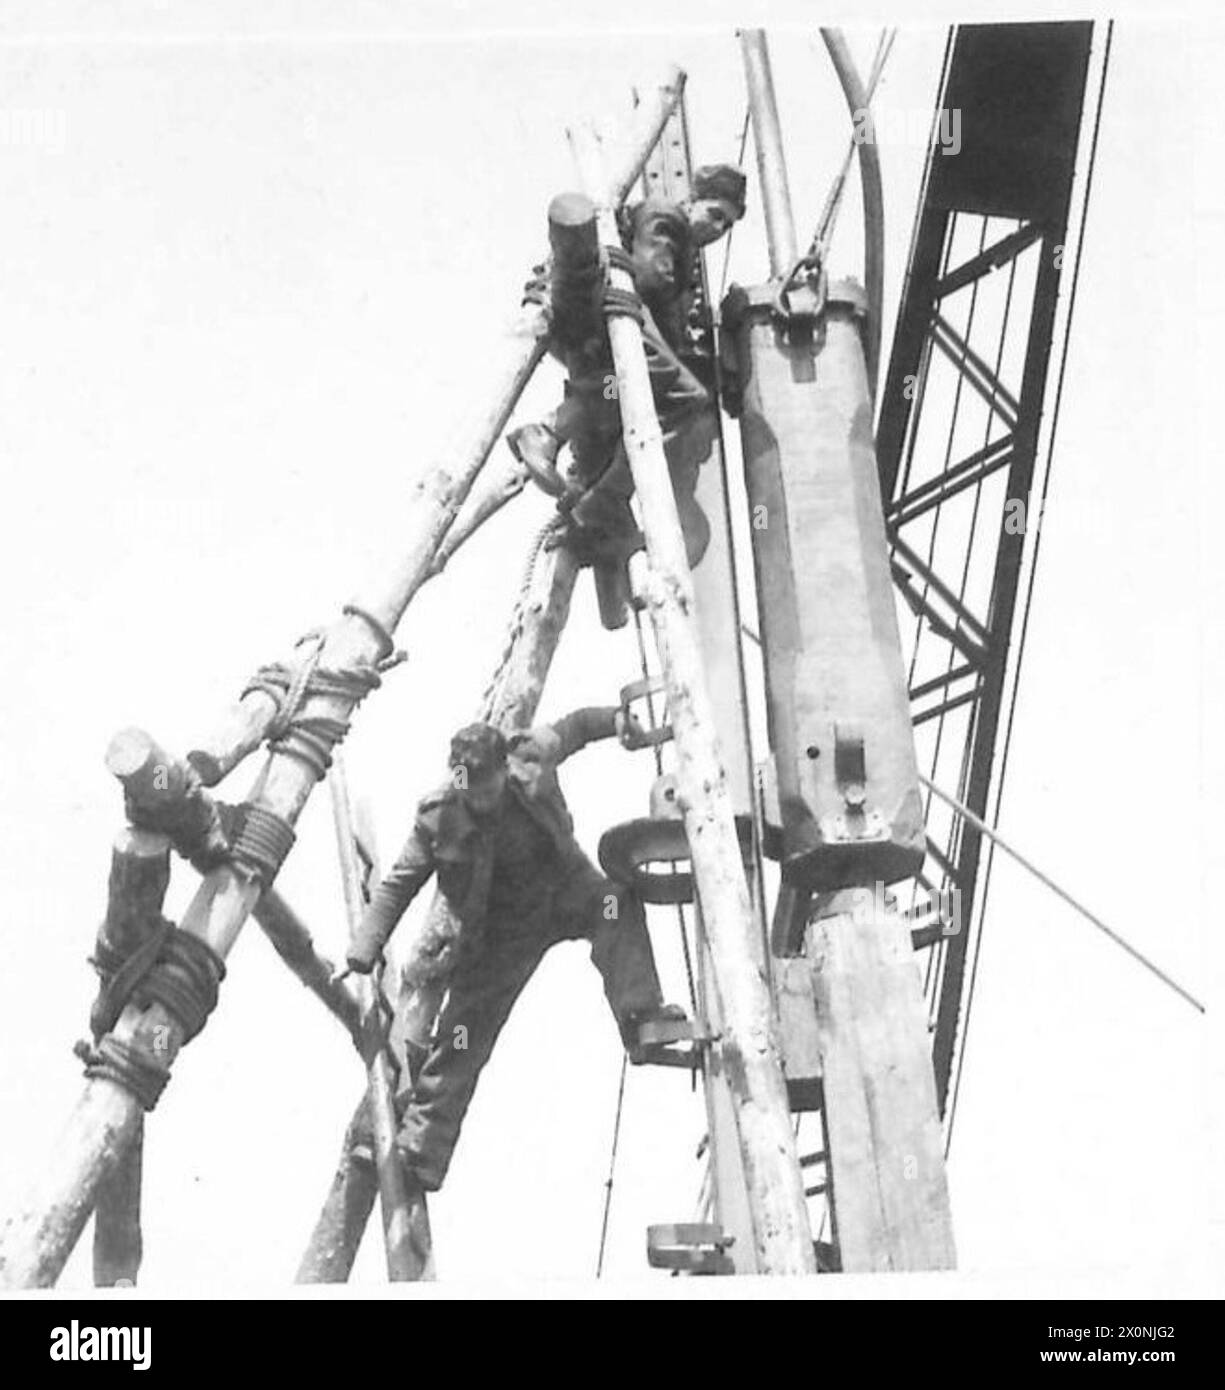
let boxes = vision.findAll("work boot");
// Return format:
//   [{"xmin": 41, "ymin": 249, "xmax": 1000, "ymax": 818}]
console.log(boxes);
[
  {"xmin": 506, "ymin": 421, "xmax": 567, "ymax": 498},
  {"xmin": 623, "ymin": 1002, "xmax": 690, "ymax": 1064}
]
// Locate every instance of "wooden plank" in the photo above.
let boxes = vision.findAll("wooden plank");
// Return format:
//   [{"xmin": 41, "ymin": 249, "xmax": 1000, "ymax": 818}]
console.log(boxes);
[
  {"xmin": 775, "ymin": 957, "xmax": 823, "ymax": 1113},
  {"xmin": 807, "ymin": 892, "xmax": 956, "ymax": 1271}
]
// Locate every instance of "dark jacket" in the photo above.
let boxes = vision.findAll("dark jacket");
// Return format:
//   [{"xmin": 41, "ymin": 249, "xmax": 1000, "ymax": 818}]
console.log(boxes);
[{"xmin": 347, "ymin": 707, "xmax": 619, "ymax": 971}]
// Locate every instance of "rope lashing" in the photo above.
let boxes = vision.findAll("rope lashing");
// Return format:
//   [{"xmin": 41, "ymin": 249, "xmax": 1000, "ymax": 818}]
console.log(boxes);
[
  {"xmin": 341, "ymin": 603, "xmax": 399, "ymax": 665},
  {"xmin": 242, "ymin": 631, "xmax": 401, "ymax": 781},
  {"xmin": 87, "ymin": 918, "xmax": 226, "ymax": 1044},
  {"xmin": 225, "ymin": 802, "xmax": 296, "ymax": 886},
  {"xmin": 78, "ymin": 917, "xmax": 227, "ymax": 1109},
  {"xmin": 74, "ymin": 1035, "xmax": 170, "ymax": 1112}
]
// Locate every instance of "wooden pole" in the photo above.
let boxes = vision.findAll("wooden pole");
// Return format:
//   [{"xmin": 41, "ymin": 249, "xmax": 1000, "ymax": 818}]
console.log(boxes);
[
  {"xmin": 294, "ymin": 1097, "xmax": 379, "ymax": 1284},
  {"xmin": 184, "ymin": 306, "xmax": 550, "ymax": 789},
  {"xmin": 328, "ymin": 751, "xmax": 431, "ymax": 1282},
  {"xmin": 739, "ymin": 30, "xmax": 798, "ymax": 276},
  {"xmin": 431, "ymin": 456, "xmax": 531, "ymax": 575},
  {"xmin": 570, "ymin": 125, "xmax": 815, "ymax": 1275},
  {"xmin": 184, "ymin": 64, "xmax": 684, "ymax": 792},
  {"xmin": 252, "ymin": 888, "xmax": 363, "ymax": 1046},
  {"xmin": 89, "ymin": 826, "xmax": 168, "ymax": 1288},
  {"xmin": 0, "ymin": 306, "xmax": 547, "ymax": 1289},
  {"xmin": 93, "ymin": 1119, "xmax": 143, "ymax": 1288},
  {"xmin": 807, "ymin": 894, "xmax": 956, "ymax": 1270}
]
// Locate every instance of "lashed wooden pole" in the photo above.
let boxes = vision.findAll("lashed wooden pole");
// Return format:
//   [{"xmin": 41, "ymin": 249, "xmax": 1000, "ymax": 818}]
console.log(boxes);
[
  {"xmin": 0, "ymin": 263, "xmax": 556, "ymax": 1294},
  {"xmin": 570, "ymin": 123, "xmax": 815, "ymax": 1275},
  {"xmin": 89, "ymin": 826, "xmax": 169, "ymax": 1288},
  {"xmin": 328, "ymin": 751, "xmax": 432, "ymax": 1281},
  {"xmin": 184, "ymin": 320, "xmax": 549, "ymax": 789}
]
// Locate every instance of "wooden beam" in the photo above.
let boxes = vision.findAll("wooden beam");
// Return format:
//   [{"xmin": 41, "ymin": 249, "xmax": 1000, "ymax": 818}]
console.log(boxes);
[
  {"xmin": 0, "ymin": 276, "xmax": 552, "ymax": 1289},
  {"xmin": 90, "ymin": 826, "xmax": 168, "ymax": 1289},
  {"xmin": 739, "ymin": 31, "xmax": 798, "ymax": 275},
  {"xmin": 252, "ymin": 888, "xmax": 363, "ymax": 1046},
  {"xmin": 294, "ymin": 1098, "xmax": 379, "ymax": 1284},
  {"xmin": 93, "ymin": 1117, "xmax": 143, "ymax": 1288},
  {"xmin": 571, "ymin": 124, "xmax": 815, "ymax": 1275},
  {"xmin": 807, "ymin": 893, "xmax": 956, "ymax": 1271},
  {"xmin": 328, "ymin": 752, "xmax": 431, "ymax": 1282}
]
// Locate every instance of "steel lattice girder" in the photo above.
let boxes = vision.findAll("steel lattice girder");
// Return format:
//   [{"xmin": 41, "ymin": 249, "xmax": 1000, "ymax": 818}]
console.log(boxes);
[{"xmin": 875, "ymin": 20, "xmax": 1096, "ymax": 1112}]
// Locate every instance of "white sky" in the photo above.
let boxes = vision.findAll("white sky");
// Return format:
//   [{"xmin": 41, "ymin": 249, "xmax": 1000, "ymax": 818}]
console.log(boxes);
[{"xmin": 0, "ymin": 0, "xmax": 1221, "ymax": 1298}]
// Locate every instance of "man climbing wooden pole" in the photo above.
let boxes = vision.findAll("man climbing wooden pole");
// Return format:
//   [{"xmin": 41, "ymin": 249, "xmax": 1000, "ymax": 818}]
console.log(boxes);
[
  {"xmin": 568, "ymin": 123, "xmax": 815, "ymax": 1276},
  {"xmin": 296, "ymin": 542, "xmax": 582, "ymax": 1282}
]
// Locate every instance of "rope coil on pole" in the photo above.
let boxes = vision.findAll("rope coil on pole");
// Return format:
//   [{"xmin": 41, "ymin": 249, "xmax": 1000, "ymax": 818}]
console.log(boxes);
[{"xmin": 242, "ymin": 635, "xmax": 402, "ymax": 781}]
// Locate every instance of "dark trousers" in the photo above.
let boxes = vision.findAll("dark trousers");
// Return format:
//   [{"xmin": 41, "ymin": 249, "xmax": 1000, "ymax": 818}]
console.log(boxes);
[{"xmin": 396, "ymin": 863, "xmax": 661, "ymax": 1190}]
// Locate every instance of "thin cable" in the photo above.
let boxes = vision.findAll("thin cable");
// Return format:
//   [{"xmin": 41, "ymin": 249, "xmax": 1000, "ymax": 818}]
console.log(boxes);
[
  {"xmin": 810, "ymin": 28, "xmax": 896, "ymax": 258},
  {"xmin": 595, "ymin": 1053, "xmax": 630, "ymax": 1276},
  {"xmin": 920, "ymin": 773, "xmax": 1203, "ymax": 1014},
  {"xmin": 717, "ymin": 105, "xmax": 751, "ymax": 304}
]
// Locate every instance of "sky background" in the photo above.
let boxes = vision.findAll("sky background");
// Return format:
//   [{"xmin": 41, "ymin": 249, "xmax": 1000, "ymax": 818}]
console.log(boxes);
[{"xmin": 0, "ymin": 0, "xmax": 1221, "ymax": 1297}]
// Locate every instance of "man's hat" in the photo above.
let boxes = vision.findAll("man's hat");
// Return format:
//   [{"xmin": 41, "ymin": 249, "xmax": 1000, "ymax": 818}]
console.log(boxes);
[
  {"xmin": 692, "ymin": 164, "xmax": 747, "ymax": 215},
  {"xmin": 448, "ymin": 723, "xmax": 508, "ymax": 780}
]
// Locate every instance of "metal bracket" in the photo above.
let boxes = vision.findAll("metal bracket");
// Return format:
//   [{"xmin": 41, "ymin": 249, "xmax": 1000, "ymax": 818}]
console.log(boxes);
[
  {"xmin": 821, "ymin": 723, "xmax": 888, "ymax": 844},
  {"xmin": 772, "ymin": 260, "xmax": 828, "ymax": 327},
  {"xmin": 618, "ymin": 676, "xmax": 673, "ymax": 750},
  {"xmin": 647, "ymin": 1223, "xmax": 735, "ymax": 1275},
  {"xmin": 634, "ymin": 1018, "xmax": 716, "ymax": 1070}
]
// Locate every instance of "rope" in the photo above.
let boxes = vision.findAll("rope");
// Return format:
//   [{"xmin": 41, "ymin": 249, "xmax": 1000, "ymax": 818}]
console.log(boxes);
[
  {"xmin": 243, "ymin": 635, "xmax": 391, "ymax": 781},
  {"xmin": 75, "ymin": 1035, "xmax": 170, "ymax": 1111},
  {"xmin": 227, "ymin": 802, "xmax": 296, "ymax": 885},
  {"xmin": 476, "ymin": 520, "xmax": 553, "ymax": 723},
  {"xmin": 920, "ymin": 773, "xmax": 1203, "ymax": 1014},
  {"xmin": 595, "ymin": 1053, "xmax": 629, "ymax": 1277},
  {"xmin": 88, "ymin": 920, "xmax": 227, "ymax": 1043},
  {"xmin": 79, "ymin": 918, "xmax": 228, "ymax": 1110}
]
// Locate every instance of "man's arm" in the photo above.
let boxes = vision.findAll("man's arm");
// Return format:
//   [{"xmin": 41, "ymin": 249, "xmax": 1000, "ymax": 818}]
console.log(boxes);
[
  {"xmin": 548, "ymin": 705, "xmax": 621, "ymax": 764},
  {"xmin": 346, "ymin": 816, "xmax": 437, "ymax": 972}
]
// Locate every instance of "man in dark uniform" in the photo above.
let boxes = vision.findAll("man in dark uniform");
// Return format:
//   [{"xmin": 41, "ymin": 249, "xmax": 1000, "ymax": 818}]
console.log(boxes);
[
  {"xmin": 507, "ymin": 193, "xmax": 724, "ymax": 628},
  {"xmin": 345, "ymin": 709, "xmax": 685, "ymax": 1192}
]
